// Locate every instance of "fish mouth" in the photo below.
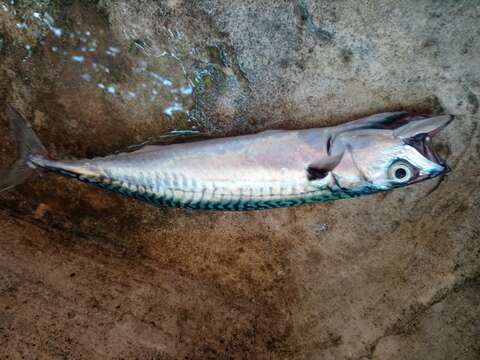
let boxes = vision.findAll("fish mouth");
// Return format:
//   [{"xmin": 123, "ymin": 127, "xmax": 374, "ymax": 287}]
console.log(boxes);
[
  {"xmin": 404, "ymin": 115, "xmax": 454, "ymax": 178},
  {"xmin": 423, "ymin": 134, "xmax": 449, "ymax": 170}
]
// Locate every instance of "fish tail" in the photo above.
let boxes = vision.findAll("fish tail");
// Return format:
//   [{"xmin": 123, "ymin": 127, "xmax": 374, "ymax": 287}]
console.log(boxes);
[{"xmin": 0, "ymin": 106, "xmax": 49, "ymax": 193}]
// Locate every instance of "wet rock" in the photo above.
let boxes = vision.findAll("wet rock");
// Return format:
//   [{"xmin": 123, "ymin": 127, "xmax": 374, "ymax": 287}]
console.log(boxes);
[{"xmin": 0, "ymin": 1, "xmax": 479, "ymax": 359}]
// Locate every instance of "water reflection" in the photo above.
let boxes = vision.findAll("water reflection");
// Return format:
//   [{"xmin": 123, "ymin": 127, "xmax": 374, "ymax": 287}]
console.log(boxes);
[{"xmin": 2, "ymin": 0, "xmax": 194, "ymax": 121}]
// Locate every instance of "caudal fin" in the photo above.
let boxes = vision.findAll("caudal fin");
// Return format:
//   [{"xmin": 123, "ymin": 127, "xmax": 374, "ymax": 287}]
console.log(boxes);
[{"xmin": 0, "ymin": 106, "xmax": 48, "ymax": 193}]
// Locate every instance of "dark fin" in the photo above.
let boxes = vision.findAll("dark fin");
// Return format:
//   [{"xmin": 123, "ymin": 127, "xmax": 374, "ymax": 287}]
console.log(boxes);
[
  {"xmin": 339, "ymin": 111, "xmax": 410, "ymax": 132},
  {"xmin": 307, "ymin": 152, "xmax": 344, "ymax": 181},
  {"xmin": 393, "ymin": 115, "xmax": 454, "ymax": 139},
  {"xmin": 0, "ymin": 106, "xmax": 48, "ymax": 193}
]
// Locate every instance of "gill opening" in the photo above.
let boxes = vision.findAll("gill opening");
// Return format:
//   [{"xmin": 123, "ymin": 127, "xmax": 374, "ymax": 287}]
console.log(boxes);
[{"xmin": 346, "ymin": 144, "xmax": 372, "ymax": 184}]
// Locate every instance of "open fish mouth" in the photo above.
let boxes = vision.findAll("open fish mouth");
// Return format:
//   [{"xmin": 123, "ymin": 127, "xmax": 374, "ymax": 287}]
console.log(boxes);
[
  {"xmin": 409, "ymin": 134, "xmax": 447, "ymax": 166},
  {"xmin": 403, "ymin": 115, "xmax": 454, "ymax": 178},
  {"xmin": 424, "ymin": 135, "xmax": 450, "ymax": 171}
]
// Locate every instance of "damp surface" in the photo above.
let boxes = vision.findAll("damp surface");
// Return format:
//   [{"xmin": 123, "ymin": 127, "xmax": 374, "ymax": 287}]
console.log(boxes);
[{"xmin": 0, "ymin": 1, "xmax": 479, "ymax": 359}]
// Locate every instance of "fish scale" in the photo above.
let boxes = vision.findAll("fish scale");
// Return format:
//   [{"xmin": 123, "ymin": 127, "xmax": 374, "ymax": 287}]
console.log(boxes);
[
  {"xmin": 51, "ymin": 162, "xmax": 330, "ymax": 210},
  {"xmin": 25, "ymin": 149, "xmax": 403, "ymax": 210}
]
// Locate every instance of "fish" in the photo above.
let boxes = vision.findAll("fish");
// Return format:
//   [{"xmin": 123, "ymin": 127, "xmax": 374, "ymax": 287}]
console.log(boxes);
[{"xmin": 0, "ymin": 107, "xmax": 453, "ymax": 211}]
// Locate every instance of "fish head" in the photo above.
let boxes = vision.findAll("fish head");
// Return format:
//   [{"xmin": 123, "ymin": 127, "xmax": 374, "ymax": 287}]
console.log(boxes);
[{"xmin": 329, "ymin": 114, "xmax": 453, "ymax": 193}]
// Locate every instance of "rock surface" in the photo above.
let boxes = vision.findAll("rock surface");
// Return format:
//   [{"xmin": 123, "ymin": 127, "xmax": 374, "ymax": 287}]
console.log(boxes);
[{"xmin": 0, "ymin": 1, "xmax": 479, "ymax": 359}]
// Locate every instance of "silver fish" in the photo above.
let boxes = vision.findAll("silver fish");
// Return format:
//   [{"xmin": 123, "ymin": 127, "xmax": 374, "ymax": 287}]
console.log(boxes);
[{"xmin": 1, "ymin": 107, "xmax": 453, "ymax": 211}]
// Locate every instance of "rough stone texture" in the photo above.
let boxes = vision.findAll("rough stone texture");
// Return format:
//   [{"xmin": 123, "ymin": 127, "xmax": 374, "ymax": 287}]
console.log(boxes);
[{"xmin": 0, "ymin": 1, "xmax": 479, "ymax": 359}]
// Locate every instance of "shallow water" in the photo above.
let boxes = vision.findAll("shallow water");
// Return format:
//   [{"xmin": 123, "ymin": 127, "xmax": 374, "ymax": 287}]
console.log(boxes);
[
  {"xmin": 2, "ymin": 0, "xmax": 196, "ymax": 129},
  {"xmin": 1, "ymin": 0, "xmax": 259, "ymax": 137}
]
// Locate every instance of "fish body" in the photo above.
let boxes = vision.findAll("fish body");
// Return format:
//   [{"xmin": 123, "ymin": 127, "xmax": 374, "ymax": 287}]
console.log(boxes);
[
  {"xmin": 31, "ymin": 128, "xmax": 339, "ymax": 210},
  {"xmin": 1, "ymin": 108, "xmax": 453, "ymax": 211}
]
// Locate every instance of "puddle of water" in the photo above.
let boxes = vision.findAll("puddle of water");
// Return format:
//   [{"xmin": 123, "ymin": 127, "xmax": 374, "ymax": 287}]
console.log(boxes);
[{"xmin": 2, "ymin": 0, "xmax": 195, "ymax": 129}]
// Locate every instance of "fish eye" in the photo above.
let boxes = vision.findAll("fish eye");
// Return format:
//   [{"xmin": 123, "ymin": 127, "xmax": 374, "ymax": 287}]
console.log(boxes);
[{"xmin": 388, "ymin": 160, "xmax": 415, "ymax": 182}]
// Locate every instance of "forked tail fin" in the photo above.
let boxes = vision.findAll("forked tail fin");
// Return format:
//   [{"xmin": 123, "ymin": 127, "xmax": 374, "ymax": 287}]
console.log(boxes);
[{"xmin": 0, "ymin": 106, "xmax": 48, "ymax": 193}]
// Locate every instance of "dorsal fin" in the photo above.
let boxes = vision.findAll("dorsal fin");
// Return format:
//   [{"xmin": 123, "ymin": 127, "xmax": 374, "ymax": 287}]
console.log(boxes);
[{"xmin": 114, "ymin": 131, "xmax": 212, "ymax": 155}]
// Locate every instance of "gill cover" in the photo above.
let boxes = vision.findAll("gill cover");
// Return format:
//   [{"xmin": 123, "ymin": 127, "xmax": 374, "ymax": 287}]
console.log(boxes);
[
  {"xmin": 306, "ymin": 112, "xmax": 410, "ymax": 180},
  {"xmin": 308, "ymin": 112, "xmax": 453, "ymax": 185}
]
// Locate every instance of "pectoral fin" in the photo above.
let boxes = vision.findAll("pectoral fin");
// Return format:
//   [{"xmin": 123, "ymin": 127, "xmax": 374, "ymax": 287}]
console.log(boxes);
[{"xmin": 306, "ymin": 152, "xmax": 343, "ymax": 181}]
